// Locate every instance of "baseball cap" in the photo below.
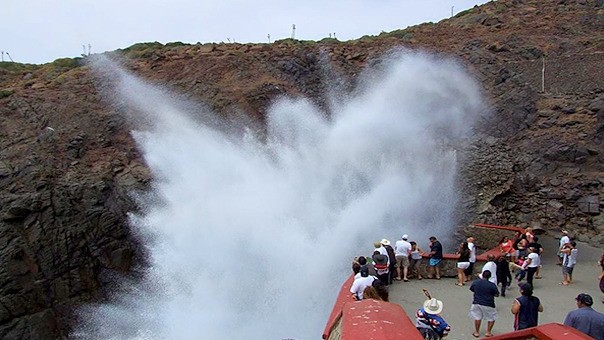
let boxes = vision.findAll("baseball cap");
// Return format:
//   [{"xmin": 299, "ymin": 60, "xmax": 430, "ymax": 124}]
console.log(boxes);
[
  {"xmin": 402, "ymin": 234, "xmax": 409, "ymax": 240},
  {"xmin": 575, "ymin": 293, "xmax": 593, "ymax": 306}
]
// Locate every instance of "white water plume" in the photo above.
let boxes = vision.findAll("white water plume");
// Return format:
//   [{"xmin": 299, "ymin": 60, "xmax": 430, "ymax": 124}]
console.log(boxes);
[{"xmin": 77, "ymin": 52, "xmax": 484, "ymax": 339}]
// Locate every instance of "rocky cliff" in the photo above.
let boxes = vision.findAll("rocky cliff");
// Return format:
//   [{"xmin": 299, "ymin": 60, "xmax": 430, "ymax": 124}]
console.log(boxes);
[{"xmin": 0, "ymin": 0, "xmax": 602, "ymax": 337}]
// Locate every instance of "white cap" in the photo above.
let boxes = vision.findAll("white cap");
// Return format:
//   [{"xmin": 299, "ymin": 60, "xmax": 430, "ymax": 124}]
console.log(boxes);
[{"xmin": 402, "ymin": 234, "xmax": 409, "ymax": 240}]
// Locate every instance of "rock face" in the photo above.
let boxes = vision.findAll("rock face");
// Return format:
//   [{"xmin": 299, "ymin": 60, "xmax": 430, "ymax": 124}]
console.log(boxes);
[{"xmin": 0, "ymin": 0, "xmax": 603, "ymax": 337}]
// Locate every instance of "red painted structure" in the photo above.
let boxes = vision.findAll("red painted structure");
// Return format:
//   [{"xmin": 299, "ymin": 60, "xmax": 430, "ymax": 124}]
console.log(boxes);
[{"xmin": 323, "ymin": 224, "xmax": 589, "ymax": 340}]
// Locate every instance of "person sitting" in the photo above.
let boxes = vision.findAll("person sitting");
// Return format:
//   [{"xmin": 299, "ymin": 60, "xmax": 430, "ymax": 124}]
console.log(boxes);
[
  {"xmin": 499, "ymin": 236, "xmax": 514, "ymax": 255},
  {"xmin": 350, "ymin": 267, "xmax": 377, "ymax": 300},
  {"xmin": 362, "ymin": 286, "xmax": 383, "ymax": 301},
  {"xmin": 416, "ymin": 297, "xmax": 451, "ymax": 339}
]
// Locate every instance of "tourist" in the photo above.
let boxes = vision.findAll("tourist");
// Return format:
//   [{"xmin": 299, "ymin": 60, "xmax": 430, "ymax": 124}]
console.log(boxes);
[
  {"xmin": 394, "ymin": 234, "xmax": 412, "ymax": 282},
  {"xmin": 524, "ymin": 227, "xmax": 535, "ymax": 244},
  {"xmin": 409, "ymin": 241, "xmax": 424, "ymax": 280},
  {"xmin": 357, "ymin": 256, "xmax": 377, "ymax": 277},
  {"xmin": 499, "ymin": 236, "xmax": 514, "ymax": 255},
  {"xmin": 563, "ymin": 293, "xmax": 604, "ymax": 340},
  {"xmin": 560, "ymin": 241, "xmax": 578, "ymax": 285},
  {"xmin": 469, "ymin": 270, "xmax": 499, "ymax": 338},
  {"xmin": 381, "ymin": 239, "xmax": 397, "ymax": 284},
  {"xmin": 480, "ymin": 254, "xmax": 498, "ymax": 285},
  {"xmin": 372, "ymin": 250, "xmax": 390, "ymax": 285},
  {"xmin": 513, "ymin": 255, "xmax": 527, "ymax": 282},
  {"xmin": 511, "ymin": 283, "xmax": 543, "ymax": 330},
  {"xmin": 527, "ymin": 236, "xmax": 544, "ymax": 279},
  {"xmin": 465, "ymin": 237, "xmax": 477, "ymax": 282},
  {"xmin": 456, "ymin": 241, "xmax": 471, "ymax": 287},
  {"xmin": 599, "ymin": 252, "xmax": 604, "ymax": 299},
  {"xmin": 427, "ymin": 236, "xmax": 443, "ymax": 280},
  {"xmin": 362, "ymin": 286, "xmax": 383, "ymax": 301},
  {"xmin": 558, "ymin": 230, "xmax": 570, "ymax": 265},
  {"xmin": 350, "ymin": 266, "xmax": 376, "ymax": 300},
  {"xmin": 514, "ymin": 234, "xmax": 528, "ymax": 260},
  {"xmin": 372, "ymin": 279, "xmax": 390, "ymax": 302},
  {"xmin": 374, "ymin": 241, "xmax": 388, "ymax": 257},
  {"xmin": 496, "ymin": 254, "xmax": 512, "ymax": 297},
  {"xmin": 524, "ymin": 247, "xmax": 541, "ymax": 287},
  {"xmin": 416, "ymin": 297, "xmax": 451, "ymax": 339}
]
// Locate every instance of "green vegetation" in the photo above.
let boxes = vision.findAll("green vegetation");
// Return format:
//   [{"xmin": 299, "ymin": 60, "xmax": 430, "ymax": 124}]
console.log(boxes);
[
  {"xmin": 0, "ymin": 88, "xmax": 14, "ymax": 98},
  {"xmin": 165, "ymin": 41, "xmax": 189, "ymax": 48},
  {"xmin": 0, "ymin": 61, "xmax": 39, "ymax": 73},
  {"xmin": 274, "ymin": 38, "xmax": 316, "ymax": 46},
  {"xmin": 454, "ymin": 8, "xmax": 474, "ymax": 18},
  {"xmin": 118, "ymin": 41, "xmax": 164, "ymax": 59}
]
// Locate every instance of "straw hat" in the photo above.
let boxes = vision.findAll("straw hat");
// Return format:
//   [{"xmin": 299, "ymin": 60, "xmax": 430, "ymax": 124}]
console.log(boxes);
[
  {"xmin": 380, "ymin": 238, "xmax": 391, "ymax": 246},
  {"xmin": 423, "ymin": 298, "xmax": 443, "ymax": 315}
]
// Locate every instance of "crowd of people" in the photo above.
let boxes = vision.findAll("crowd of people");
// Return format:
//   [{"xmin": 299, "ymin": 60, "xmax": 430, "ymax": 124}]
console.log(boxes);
[{"xmin": 348, "ymin": 229, "xmax": 604, "ymax": 339}]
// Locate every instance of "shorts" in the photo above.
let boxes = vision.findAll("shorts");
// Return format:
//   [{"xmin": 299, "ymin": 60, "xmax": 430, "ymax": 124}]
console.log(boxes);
[
  {"xmin": 469, "ymin": 304, "xmax": 497, "ymax": 322},
  {"xmin": 429, "ymin": 258, "xmax": 442, "ymax": 266},
  {"xmin": 457, "ymin": 262, "xmax": 470, "ymax": 270},
  {"xmin": 396, "ymin": 255, "xmax": 410, "ymax": 269},
  {"xmin": 562, "ymin": 265, "xmax": 574, "ymax": 275}
]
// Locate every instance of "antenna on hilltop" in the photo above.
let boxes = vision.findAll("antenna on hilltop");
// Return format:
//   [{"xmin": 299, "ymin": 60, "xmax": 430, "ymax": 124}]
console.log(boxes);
[
  {"xmin": 88, "ymin": 44, "xmax": 91, "ymax": 56},
  {"xmin": 1, "ymin": 51, "xmax": 4, "ymax": 62},
  {"xmin": 451, "ymin": 6, "xmax": 455, "ymax": 17},
  {"xmin": 291, "ymin": 24, "xmax": 296, "ymax": 39},
  {"xmin": 268, "ymin": 34, "xmax": 271, "ymax": 43}
]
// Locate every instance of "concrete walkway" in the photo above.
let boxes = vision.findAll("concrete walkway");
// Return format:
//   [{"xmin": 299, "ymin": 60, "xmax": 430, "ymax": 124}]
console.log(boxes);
[{"xmin": 389, "ymin": 235, "xmax": 603, "ymax": 339}]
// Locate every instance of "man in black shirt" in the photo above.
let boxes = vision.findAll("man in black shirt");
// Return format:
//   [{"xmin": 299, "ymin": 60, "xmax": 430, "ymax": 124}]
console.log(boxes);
[{"xmin": 427, "ymin": 236, "xmax": 443, "ymax": 279}]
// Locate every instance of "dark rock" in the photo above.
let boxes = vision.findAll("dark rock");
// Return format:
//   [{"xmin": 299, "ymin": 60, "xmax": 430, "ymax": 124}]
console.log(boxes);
[{"xmin": 577, "ymin": 195, "xmax": 600, "ymax": 214}]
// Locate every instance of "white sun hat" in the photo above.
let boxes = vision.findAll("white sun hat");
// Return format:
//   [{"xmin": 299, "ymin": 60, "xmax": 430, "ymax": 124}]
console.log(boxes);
[{"xmin": 423, "ymin": 298, "xmax": 444, "ymax": 315}]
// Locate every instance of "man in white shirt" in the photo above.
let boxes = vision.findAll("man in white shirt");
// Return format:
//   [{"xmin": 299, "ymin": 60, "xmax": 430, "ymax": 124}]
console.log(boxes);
[
  {"xmin": 465, "ymin": 236, "xmax": 477, "ymax": 282},
  {"xmin": 525, "ymin": 247, "xmax": 541, "ymax": 287},
  {"xmin": 394, "ymin": 234, "xmax": 412, "ymax": 281},
  {"xmin": 350, "ymin": 266, "xmax": 376, "ymax": 300},
  {"xmin": 558, "ymin": 230, "xmax": 570, "ymax": 265},
  {"xmin": 480, "ymin": 254, "xmax": 497, "ymax": 284}
]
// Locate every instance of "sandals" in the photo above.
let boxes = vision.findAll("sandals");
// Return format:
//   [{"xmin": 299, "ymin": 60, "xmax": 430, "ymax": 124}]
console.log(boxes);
[
  {"xmin": 455, "ymin": 283, "xmax": 464, "ymax": 286},
  {"xmin": 472, "ymin": 332, "xmax": 480, "ymax": 338}
]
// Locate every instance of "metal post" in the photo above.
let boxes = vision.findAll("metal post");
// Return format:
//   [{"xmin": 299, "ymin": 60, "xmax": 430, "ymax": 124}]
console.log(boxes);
[
  {"xmin": 541, "ymin": 56, "xmax": 545, "ymax": 93},
  {"xmin": 267, "ymin": 34, "xmax": 271, "ymax": 43},
  {"xmin": 291, "ymin": 24, "xmax": 296, "ymax": 39},
  {"xmin": 1, "ymin": 51, "xmax": 3, "ymax": 62},
  {"xmin": 451, "ymin": 6, "xmax": 455, "ymax": 17}
]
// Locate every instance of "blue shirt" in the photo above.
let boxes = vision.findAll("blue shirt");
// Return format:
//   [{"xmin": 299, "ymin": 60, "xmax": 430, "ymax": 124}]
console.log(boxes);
[
  {"xmin": 515, "ymin": 295, "xmax": 541, "ymax": 330},
  {"xmin": 564, "ymin": 307, "xmax": 604, "ymax": 340},
  {"xmin": 469, "ymin": 279, "xmax": 499, "ymax": 308}
]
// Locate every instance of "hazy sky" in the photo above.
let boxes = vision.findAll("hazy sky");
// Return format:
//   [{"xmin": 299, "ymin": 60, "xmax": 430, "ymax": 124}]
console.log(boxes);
[{"xmin": 2, "ymin": 0, "xmax": 489, "ymax": 65}]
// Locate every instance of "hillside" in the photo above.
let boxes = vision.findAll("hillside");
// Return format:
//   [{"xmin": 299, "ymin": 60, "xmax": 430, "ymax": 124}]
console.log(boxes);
[{"xmin": 0, "ymin": 0, "xmax": 603, "ymax": 337}]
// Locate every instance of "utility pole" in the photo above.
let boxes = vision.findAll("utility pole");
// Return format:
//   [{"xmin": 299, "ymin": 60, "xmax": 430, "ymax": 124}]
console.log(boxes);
[
  {"xmin": 88, "ymin": 43, "xmax": 91, "ymax": 56},
  {"xmin": 291, "ymin": 24, "xmax": 296, "ymax": 39},
  {"xmin": 541, "ymin": 56, "xmax": 546, "ymax": 93},
  {"xmin": 82, "ymin": 45, "xmax": 86, "ymax": 56},
  {"xmin": 6, "ymin": 52, "xmax": 13, "ymax": 62},
  {"xmin": 267, "ymin": 34, "xmax": 271, "ymax": 43},
  {"xmin": 451, "ymin": 6, "xmax": 455, "ymax": 17},
  {"xmin": 1, "ymin": 51, "xmax": 3, "ymax": 62}
]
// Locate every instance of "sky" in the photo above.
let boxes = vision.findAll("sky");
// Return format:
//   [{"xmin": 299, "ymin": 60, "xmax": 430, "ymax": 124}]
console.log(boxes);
[{"xmin": 1, "ymin": 0, "xmax": 489, "ymax": 65}]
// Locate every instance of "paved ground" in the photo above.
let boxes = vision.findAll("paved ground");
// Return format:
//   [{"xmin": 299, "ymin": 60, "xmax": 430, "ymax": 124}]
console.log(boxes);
[{"xmin": 389, "ymin": 235, "xmax": 603, "ymax": 339}]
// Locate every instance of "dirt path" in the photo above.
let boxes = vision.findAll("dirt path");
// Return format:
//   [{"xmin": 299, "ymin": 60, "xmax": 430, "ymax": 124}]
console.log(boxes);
[{"xmin": 389, "ymin": 235, "xmax": 603, "ymax": 339}]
